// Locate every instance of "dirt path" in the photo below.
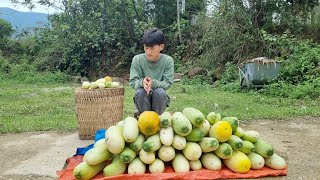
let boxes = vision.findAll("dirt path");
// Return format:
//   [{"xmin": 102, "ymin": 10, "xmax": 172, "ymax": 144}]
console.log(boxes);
[
  {"xmin": 0, "ymin": 131, "xmax": 92, "ymax": 180},
  {"xmin": 0, "ymin": 117, "xmax": 319, "ymax": 180}
]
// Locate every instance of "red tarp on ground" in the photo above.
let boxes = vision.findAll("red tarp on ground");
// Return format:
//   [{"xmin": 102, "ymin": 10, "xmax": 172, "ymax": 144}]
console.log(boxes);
[{"xmin": 57, "ymin": 155, "xmax": 287, "ymax": 180}]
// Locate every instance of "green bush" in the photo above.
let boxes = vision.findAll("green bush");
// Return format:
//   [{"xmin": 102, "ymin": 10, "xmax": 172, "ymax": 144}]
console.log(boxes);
[
  {"xmin": 262, "ymin": 31, "xmax": 320, "ymax": 84},
  {"xmin": 220, "ymin": 62, "xmax": 238, "ymax": 85},
  {"xmin": 0, "ymin": 56, "xmax": 10, "ymax": 73},
  {"xmin": 217, "ymin": 82, "xmax": 242, "ymax": 93},
  {"xmin": 0, "ymin": 56, "xmax": 70, "ymax": 84},
  {"xmin": 23, "ymin": 71, "xmax": 70, "ymax": 84},
  {"xmin": 181, "ymin": 75, "xmax": 211, "ymax": 85},
  {"xmin": 196, "ymin": 7, "xmax": 264, "ymax": 69},
  {"xmin": 259, "ymin": 78, "xmax": 320, "ymax": 99}
]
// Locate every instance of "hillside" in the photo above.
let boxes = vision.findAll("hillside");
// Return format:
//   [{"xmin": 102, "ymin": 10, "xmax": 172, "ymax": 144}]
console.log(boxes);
[{"xmin": 0, "ymin": 7, "xmax": 49, "ymax": 33}]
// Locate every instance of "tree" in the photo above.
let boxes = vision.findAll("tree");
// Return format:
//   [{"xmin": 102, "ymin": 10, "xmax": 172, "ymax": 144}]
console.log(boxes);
[
  {"xmin": 9, "ymin": 0, "xmax": 209, "ymax": 77},
  {"xmin": 0, "ymin": 19, "xmax": 14, "ymax": 39},
  {"xmin": 0, "ymin": 19, "xmax": 14, "ymax": 57},
  {"xmin": 21, "ymin": 0, "xmax": 155, "ymax": 77}
]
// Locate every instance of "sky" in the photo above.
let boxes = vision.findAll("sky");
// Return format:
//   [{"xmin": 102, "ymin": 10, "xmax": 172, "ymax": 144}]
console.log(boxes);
[{"xmin": 0, "ymin": 0, "xmax": 61, "ymax": 14}]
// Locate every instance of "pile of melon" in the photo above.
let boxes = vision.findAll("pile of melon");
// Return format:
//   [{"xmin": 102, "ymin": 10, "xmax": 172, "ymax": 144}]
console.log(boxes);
[
  {"xmin": 81, "ymin": 76, "xmax": 122, "ymax": 89},
  {"xmin": 73, "ymin": 107, "xmax": 287, "ymax": 180}
]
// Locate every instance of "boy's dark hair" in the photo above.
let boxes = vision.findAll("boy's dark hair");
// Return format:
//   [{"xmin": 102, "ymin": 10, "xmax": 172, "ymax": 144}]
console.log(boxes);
[{"xmin": 143, "ymin": 28, "xmax": 165, "ymax": 47}]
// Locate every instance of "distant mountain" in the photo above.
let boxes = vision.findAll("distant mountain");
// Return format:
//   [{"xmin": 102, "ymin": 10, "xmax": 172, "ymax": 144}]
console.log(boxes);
[{"xmin": 0, "ymin": 7, "xmax": 49, "ymax": 34}]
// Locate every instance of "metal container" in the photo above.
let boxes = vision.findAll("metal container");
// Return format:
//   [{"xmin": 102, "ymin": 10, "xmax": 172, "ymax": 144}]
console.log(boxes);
[{"xmin": 239, "ymin": 58, "xmax": 281, "ymax": 88}]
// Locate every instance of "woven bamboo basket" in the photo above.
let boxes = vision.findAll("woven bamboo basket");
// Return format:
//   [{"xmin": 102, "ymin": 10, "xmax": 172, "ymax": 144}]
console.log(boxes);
[{"xmin": 75, "ymin": 87, "xmax": 124, "ymax": 140}]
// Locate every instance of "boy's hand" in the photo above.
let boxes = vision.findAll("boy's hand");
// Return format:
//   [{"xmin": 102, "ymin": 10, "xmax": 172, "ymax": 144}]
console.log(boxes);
[{"xmin": 143, "ymin": 77, "xmax": 152, "ymax": 95}]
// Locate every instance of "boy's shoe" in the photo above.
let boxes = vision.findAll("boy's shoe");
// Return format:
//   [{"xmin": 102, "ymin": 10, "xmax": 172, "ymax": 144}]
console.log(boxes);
[{"xmin": 134, "ymin": 109, "xmax": 140, "ymax": 119}]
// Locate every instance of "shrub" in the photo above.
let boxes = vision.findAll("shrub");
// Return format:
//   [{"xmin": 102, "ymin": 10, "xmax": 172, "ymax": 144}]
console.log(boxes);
[
  {"xmin": 220, "ymin": 62, "xmax": 238, "ymax": 85},
  {"xmin": 262, "ymin": 31, "xmax": 320, "ymax": 84},
  {"xmin": 181, "ymin": 75, "xmax": 211, "ymax": 85},
  {"xmin": 259, "ymin": 78, "xmax": 320, "ymax": 99}
]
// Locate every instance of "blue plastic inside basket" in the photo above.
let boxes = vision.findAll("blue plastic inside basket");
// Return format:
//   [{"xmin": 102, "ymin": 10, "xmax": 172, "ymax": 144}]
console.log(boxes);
[{"xmin": 74, "ymin": 128, "xmax": 106, "ymax": 156}]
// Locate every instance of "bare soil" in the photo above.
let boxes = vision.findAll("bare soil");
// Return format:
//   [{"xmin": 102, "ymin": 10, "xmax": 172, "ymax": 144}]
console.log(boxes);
[{"xmin": 0, "ymin": 117, "xmax": 319, "ymax": 180}]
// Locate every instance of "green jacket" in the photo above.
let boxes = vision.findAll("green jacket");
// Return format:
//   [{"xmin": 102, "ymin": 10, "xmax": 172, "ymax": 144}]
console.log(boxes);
[{"xmin": 129, "ymin": 53, "xmax": 174, "ymax": 90}]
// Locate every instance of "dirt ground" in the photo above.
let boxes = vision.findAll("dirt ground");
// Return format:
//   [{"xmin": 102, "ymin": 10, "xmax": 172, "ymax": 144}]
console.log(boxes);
[{"xmin": 0, "ymin": 117, "xmax": 319, "ymax": 180}]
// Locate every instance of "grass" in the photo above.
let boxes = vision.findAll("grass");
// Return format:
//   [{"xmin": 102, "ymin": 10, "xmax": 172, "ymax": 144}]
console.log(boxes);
[
  {"xmin": 167, "ymin": 83, "xmax": 320, "ymax": 119},
  {"xmin": 0, "ymin": 76, "xmax": 319, "ymax": 133}
]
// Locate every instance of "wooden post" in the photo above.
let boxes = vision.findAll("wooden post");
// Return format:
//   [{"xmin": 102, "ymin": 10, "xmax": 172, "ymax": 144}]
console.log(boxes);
[{"xmin": 177, "ymin": 0, "xmax": 182, "ymax": 44}]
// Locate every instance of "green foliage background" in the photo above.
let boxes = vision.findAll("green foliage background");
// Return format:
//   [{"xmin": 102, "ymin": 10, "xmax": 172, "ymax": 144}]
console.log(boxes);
[
  {"xmin": 1, "ymin": 0, "xmax": 320, "ymax": 133},
  {"xmin": 1, "ymin": 0, "xmax": 320, "ymax": 99}
]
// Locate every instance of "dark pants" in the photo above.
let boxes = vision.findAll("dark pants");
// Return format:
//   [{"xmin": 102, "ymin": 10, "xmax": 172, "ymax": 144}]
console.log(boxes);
[{"xmin": 134, "ymin": 88, "xmax": 170, "ymax": 115}]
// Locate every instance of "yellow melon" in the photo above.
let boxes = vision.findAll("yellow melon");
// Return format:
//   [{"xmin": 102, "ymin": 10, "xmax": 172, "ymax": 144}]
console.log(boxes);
[
  {"xmin": 104, "ymin": 76, "xmax": 112, "ymax": 82},
  {"xmin": 223, "ymin": 151, "xmax": 251, "ymax": 173},
  {"xmin": 209, "ymin": 120, "xmax": 232, "ymax": 142},
  {"xmin": 138, "ymin": 111, "xmax": 160, "ymax": 136}
]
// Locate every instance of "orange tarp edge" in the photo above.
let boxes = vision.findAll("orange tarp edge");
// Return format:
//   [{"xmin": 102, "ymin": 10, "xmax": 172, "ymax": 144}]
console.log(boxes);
[{"xmin": 57, "ymin": 155, "xmax": 287, "ymax": 180}]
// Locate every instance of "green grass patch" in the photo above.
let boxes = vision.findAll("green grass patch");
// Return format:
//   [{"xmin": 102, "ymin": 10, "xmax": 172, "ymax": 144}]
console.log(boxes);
[
  {"xmin": 167, "ymin": 83, "xmax": 320, "ymax": 120},
  {"xmin": 0, "ymin": 80, "xmax": 76, "ymax": 133},
  {"xmin": 0, "ymin": 75, "xmax": 319, "ymax": 133}
]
